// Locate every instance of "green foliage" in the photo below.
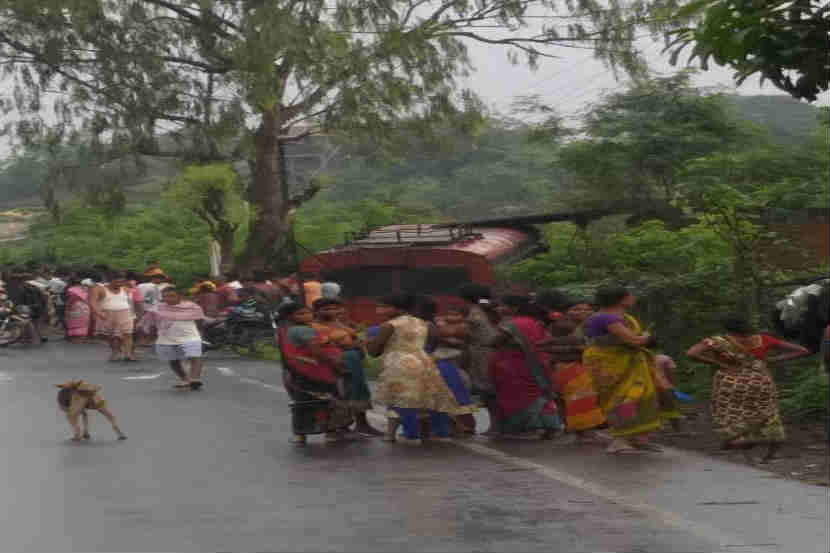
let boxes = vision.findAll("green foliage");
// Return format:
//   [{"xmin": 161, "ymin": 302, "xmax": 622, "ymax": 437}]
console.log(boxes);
[
  {"xmin": 0, "ymin": 0, "xmax": 649, "ymax": 266},
  {"xmin": 311, "ymin": 123, "xmax": 564, "ymax": 224},
  {"xmin": 165, "ymin": 163, "xmax": 246, "ymax": 268},
  {"xmin": 0, "ymin": 156, "xmax": 38, "ymax": 204},
  {"xmin": 779, "ymin": 366, "xmax": 830, "ymax": 421},
  {"xmin": 666, "ymin": 0, "xmax": 829, "ymax": 102},
  {"xmin": 165, "ymin": 164, "xmax": 246, "ymax": 227},
  {"xmin": 726, "ymin": 95, "xmax": 826, "ymax": 143},
  {"xmin": 556, "ymin": 73, "xmax": 749, "ymax": 209},
  {"xmin": 511, "ymin": 219, "xmax": 737, "ymax": 337},
  {"xmin": 0, "ymin": 205, "xmax": 211, "ymax": 285}
]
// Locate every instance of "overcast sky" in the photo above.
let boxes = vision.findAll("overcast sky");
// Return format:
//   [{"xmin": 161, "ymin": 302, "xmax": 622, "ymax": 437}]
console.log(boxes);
[{"xmin": 463, "ymin": 35, "xmax": 829, "ymax": 123}]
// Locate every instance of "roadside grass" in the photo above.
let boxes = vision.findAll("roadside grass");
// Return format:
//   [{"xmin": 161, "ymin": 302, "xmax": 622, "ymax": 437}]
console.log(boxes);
[{"xmin": 777, "ymin": 359, "xmax": 829, "ymax": 421}]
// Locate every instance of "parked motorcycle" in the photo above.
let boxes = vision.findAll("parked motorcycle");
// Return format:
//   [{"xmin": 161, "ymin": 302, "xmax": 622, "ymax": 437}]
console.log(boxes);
[
  {"xmin": 202, "ymin": 308, "xmax": 277, "ymax": 353},
  {"xmin": 0, "ymin": 304, "xmax": 41, "ymax": 347}
]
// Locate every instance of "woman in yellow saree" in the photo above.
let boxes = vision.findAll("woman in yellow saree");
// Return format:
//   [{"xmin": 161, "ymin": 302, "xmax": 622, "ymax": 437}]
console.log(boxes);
[{"xmin": 582, "ymin": 287, "xmax": 663, "ymax": 455}]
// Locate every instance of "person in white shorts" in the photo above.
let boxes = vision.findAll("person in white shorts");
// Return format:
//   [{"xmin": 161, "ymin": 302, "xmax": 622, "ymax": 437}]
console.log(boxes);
[{"xmin": 155, "ymin": 287, "xmax": 206, "ymax": 390}]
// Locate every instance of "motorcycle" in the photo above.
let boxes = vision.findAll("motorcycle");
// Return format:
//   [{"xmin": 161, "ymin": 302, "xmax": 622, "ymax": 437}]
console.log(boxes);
[
  {"xmin": 202, "ymin": 307, "xmax": 278, "ymax": 354},
  {"xmin": 0, "ymin": 304, "xmax": 41, "ymax": 347}
]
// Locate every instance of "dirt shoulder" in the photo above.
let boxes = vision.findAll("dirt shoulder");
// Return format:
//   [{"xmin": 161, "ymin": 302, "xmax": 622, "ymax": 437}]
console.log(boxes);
[{"xmin": 655, "ymin": 402, "xmax": 829, "ymax": 487}]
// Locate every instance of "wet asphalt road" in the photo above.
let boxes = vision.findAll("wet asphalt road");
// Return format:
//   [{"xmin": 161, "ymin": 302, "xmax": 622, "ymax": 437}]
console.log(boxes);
[{"xmin": 0, "ymin": 342, "xmax": 805, "ymax": 552}]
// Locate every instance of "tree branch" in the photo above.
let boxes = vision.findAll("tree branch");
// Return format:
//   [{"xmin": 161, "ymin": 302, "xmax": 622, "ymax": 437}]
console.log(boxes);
[
  {"xmin": 140, "ymin": 0, "xmax": 241, "ymax": 36},
  {"xmin": 161, "ymin": 55, "xmax": 230, "ymax": 74}
]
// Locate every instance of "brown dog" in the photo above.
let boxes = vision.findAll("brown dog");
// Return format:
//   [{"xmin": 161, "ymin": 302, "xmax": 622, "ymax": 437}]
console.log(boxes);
[{"xmin": 56, "ymin": 380, "xmax": 126, "ymax": 441}]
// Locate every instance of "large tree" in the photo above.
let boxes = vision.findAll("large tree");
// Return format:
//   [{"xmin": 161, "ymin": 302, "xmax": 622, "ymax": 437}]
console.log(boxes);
[
  {"xmin": 664, "ymin": 0, "xmax": 829, "ymax": 102},
  {"xmin": 165, "ymin": 163, "xmax": 246, "ymax": 273},
  {"xmin": 0, "ymin": 0, "xmax": 643, "ymax": 270},
  {"xmin": 555, "ymin": 73, "xmax": 749, "ymax": 221}
]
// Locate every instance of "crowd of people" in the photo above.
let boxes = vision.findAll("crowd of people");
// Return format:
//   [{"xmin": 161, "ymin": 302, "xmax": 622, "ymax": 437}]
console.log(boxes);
[
  {"xmin": 0, "ymin": 263, "xmax": 817, "ymax": 461},
  {"xmin": 278, "ymin": 282, "xmax": 814, "ymax": 462},
  {"xmin": 0, "ymin": 264, "xmax": 326, "ymax": 386}
]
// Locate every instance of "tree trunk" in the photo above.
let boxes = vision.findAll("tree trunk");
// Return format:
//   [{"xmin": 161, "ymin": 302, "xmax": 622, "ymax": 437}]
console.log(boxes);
[
  {"xmin": 734, "ymin": 249, "xmax": 757, "ymax": 325},
  {"xmin": 218, "ymin": 227, "xmax": 236, "ymax": 276},
  {"xmin": 241, "ymin": 107, "xmax": 291, "ymax": 271}
]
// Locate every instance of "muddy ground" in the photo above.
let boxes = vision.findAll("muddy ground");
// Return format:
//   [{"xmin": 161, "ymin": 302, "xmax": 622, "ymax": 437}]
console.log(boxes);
[{"xmin": 655, "ymin": 402, "xmax": 829, "ymax": 487}]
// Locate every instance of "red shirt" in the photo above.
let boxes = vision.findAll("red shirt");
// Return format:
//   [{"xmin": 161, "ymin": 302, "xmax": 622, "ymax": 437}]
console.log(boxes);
[
  {"xmin": 749, "ymin": 334, "xmax": 782, "ymax": 360},
  {"xmin": 216, "ymin": 285, "xmax": 238, "ymax": 308}
]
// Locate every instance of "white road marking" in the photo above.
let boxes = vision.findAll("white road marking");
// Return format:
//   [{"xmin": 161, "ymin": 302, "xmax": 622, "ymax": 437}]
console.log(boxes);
[
  {"xmin": 215, "ymin": 367, "xmax": 237, "ymax": 376},
  {"xmin": 0, "ymin": 372, "xmax": 12, "ymax": 382},
  {"xmin": 238, "ymin": 377, "xmax": 284, "ymax": 393},
  {"xmin": 363, "ymin": 411, "xmax": 748, "ymax": 551},
  {"xmin": 215, "ymin": 369, "xmax": 751, "ymax": 551},
  {"xmin": 122, "ymin": 373, "xmax": 164, "ymax": 381},
  {"xmin": 213, "ymin": 365, "xmax": 284, "ymax": 393}
]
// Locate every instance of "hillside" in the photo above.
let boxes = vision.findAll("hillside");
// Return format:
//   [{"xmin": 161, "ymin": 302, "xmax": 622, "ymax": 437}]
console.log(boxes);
[
  {"xmin": 727, "ymin": 94, "xmax": 824, "ymax": 141},
  {"xmin": 0, "ymin": 92, "xmax": 824, "ymax": 241}
]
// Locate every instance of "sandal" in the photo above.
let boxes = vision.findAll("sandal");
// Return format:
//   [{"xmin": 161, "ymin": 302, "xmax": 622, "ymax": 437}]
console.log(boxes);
[
  {"xmin": 355, "ymin": 427, "xmax": 384, "ymax": 438},
  {"xmin": 607, "ymin": 446, "xmax": 647, "ymax": 455},
  {"xmin": 633, "ymin": 442, "xmax": 664, "ymax": 453},
  {"xmin": 173, "ymin": 382, "xmax": 192, "ymax": 390},
  {"xmin": 189, "ymin": 381, "xmax": 203, "ymax": 391}
]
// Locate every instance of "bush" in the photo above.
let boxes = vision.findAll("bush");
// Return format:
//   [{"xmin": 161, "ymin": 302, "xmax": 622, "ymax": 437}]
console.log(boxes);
[
  {"xmin": 779, "ymin": 363, "xmax": 829, "ymax": 421},
  {"xmin": 0, "ymin": 204, "xmax": 211, "ymax": 286}
]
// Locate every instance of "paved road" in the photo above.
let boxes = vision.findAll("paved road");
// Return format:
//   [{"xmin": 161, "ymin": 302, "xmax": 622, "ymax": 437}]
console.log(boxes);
[{"xmin": 0, "ymin": 342, "xmax": 825, "ymax": 552}]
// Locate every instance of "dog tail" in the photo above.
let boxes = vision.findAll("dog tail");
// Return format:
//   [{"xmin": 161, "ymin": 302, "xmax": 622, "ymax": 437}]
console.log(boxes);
[{"xmin": 57, "ymin": 387, "xmax": 73, "ymax": 409}]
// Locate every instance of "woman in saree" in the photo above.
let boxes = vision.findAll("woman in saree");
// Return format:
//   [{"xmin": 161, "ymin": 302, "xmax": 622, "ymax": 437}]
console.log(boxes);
[
  {"xmin": 490, "ymin": 296, "xmax": 562, "ymax": 439},
  {"xmin": 367, "ymin": 293, "xmax": 459, "ymax": 445},
  {"xmin": 64, "ymin": 277, "xmax": 91, "ymax": 343},
  {"xmin": 541, "ymin": 299, "xmax": 608, "ymax": 444},
  {"xmin": 459, "ymin": 284, "xmax": 502, "ymax": 435},
  {"xmin": 687, "ymin": 317, "xmax": 809, "ymax": 463},
  {"xmin": 582, "ymin": 287, "xmax": 663, "ymax": 455},
  {"xmin": 278, "ymin": 302, "xmax": 353, "ymax": 445},
  {"xmin": 311, "ymin": 298, "xmax": 382, "ymax": 437}
]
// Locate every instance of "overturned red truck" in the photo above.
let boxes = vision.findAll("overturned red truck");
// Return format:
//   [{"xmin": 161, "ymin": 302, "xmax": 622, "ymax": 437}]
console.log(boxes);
[{"xmin": 299, "ymin": 212, "xmax": 607, "ymax": 324}]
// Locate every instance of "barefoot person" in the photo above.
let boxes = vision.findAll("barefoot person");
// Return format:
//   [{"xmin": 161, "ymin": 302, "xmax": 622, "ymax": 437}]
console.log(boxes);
[
  {"xmin": 91, "ymin": 272, "xmax": 136, "ymax": 361},
  {"xmin": 687, "ymin": 317, "xmax": 810, "ymax": 463},
  {"xmin": 582, "ymin": 287, "xmax": 663, "ymax": 455},
  {"xmin": 156, "ymin": 287, "xmax": 206, "ymax": 390}
]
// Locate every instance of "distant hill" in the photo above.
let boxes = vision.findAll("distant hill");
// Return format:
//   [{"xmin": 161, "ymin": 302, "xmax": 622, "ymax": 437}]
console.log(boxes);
[
  {"xmin": 726, "ymin": 94, "xmax": 824, "ymax": 141},
  {"xmin": 0, "ymin": 94, "xmax": 822, "ymax": 214},
  {"xmin": 0, "ymin": 134, "xmax": 342, "ymax": 210}
]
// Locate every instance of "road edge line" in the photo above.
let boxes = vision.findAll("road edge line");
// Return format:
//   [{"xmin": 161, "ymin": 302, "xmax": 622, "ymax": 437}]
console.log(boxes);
[{"xmin": 365, "ymin": 411, "xmax": 748, "ymax": 551}]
